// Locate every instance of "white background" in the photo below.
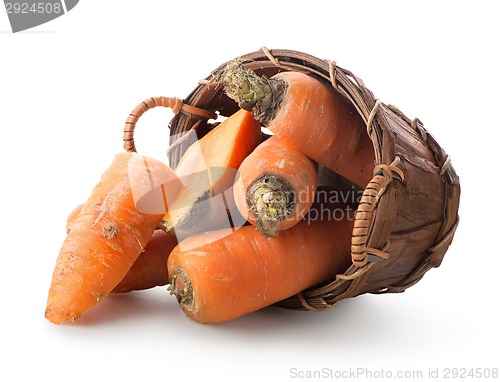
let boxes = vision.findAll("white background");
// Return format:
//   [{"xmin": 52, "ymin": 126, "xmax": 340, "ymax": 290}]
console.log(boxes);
[{"xmin": 1, "ymin": 1, "xmax": 498, "ymax": 381}]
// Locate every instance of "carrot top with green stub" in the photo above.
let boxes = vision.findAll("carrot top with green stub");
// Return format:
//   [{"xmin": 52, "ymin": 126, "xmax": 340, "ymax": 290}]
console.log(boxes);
[
  {"xmin": 218, "ymin": 59, "xmax": 287, "ymax": 126},
  {"xmin": 233, "ymin": 135, "xmax": 317, "ymax": 238},
  {"xmin": 214, "ymin": 59, "xmax": 375, "ymax": 188}
]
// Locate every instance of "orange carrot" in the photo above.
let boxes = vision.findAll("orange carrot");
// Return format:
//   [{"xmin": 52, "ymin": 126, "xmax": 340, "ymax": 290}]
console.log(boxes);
[
  {"xmin": 233, "ymin": 135, "xmax": 317, "ymax": 238},
  {"xmin": 218, "ymin": 60, "xmax": 375, "ymax": 188},
  {"xmin": 66, "ymin": 206, "xmax": 177, "ymax": 293},
  {"xmin": 45, "ymin": 152, "xmax": 183, "ymax": 324},
  {"xmin": 168, "ymin": 216, "xmax": 353, "ymax": 324},
  {"xmin": 165, "ymin": 109, "xmax": 261, "ymax": 237},
  {"xmin": 112, "ymin": 229, "xmax": 177, "ymax": 293}
]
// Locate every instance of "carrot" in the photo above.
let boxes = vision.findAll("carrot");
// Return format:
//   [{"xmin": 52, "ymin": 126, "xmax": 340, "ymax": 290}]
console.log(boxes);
[
  {"xmin": 66, "ymin": 205, "xmax": 177, "ymax": 293},
  {"xmin": 45, "ymin": 152, "xmax": 183, "ymax": 324},
  {"xmin": 112, "ymin": 229, "xmax": 177, "ymax": 293},
  {"xmin": 165, "ymin": 108, "xmax": 261, "ymax": 238},
  {"xmin": 233, "ymin": 135, "xmax": 317, "ymax": 238},
  {"xmin": 167, "ymin": 216, "xmax": 354, "ymax": 324},
  {"xmin": 217, "ymin": 60, "xmax": 375, "ymax": 188}
]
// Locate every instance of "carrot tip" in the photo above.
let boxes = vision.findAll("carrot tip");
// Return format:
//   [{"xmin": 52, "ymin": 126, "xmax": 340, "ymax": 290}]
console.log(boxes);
[{"xmin": 45, "ymin": 307, "xmax": 80, "ymax": 325}]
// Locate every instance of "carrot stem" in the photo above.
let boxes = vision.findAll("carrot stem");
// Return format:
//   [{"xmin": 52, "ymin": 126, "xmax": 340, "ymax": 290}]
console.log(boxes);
[
  {"xmin": 170, "ymin": 267, "xmax": 194, "ymax": 310},
  {"xmin": 218, "ymin": 60, "xmax": 286, "ymax": 125},
  {"xmin": 247, "ymin": 175, "xmax": 294, "ymax": 238}
]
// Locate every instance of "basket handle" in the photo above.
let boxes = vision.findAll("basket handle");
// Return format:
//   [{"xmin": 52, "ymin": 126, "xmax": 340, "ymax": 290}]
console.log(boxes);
[
  {"xmin": 351, "ymin": 158, "xmax": 404, "ymax": 267},
  {"xmin": 123, "ymin": 96, "xmax": 217, "ymax": 152}
]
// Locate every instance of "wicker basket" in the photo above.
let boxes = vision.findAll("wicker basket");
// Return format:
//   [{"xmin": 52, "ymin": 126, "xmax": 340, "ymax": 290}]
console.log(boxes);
[{"xmin": 126, "ymin": 48, "xmax": 460, "ymax": 311}]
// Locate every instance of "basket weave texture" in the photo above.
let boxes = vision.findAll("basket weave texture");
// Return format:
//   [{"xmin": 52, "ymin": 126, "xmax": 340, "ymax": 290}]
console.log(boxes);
[{"xmin": 164, "ymin": 48, "xmax": 460, "ymax": 311}]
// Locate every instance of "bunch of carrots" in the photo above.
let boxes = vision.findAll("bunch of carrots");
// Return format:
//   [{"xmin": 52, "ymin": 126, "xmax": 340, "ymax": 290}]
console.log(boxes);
[{"xmin": 45, "ymin": 59, "xmax": 373, "ymax": 325}]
